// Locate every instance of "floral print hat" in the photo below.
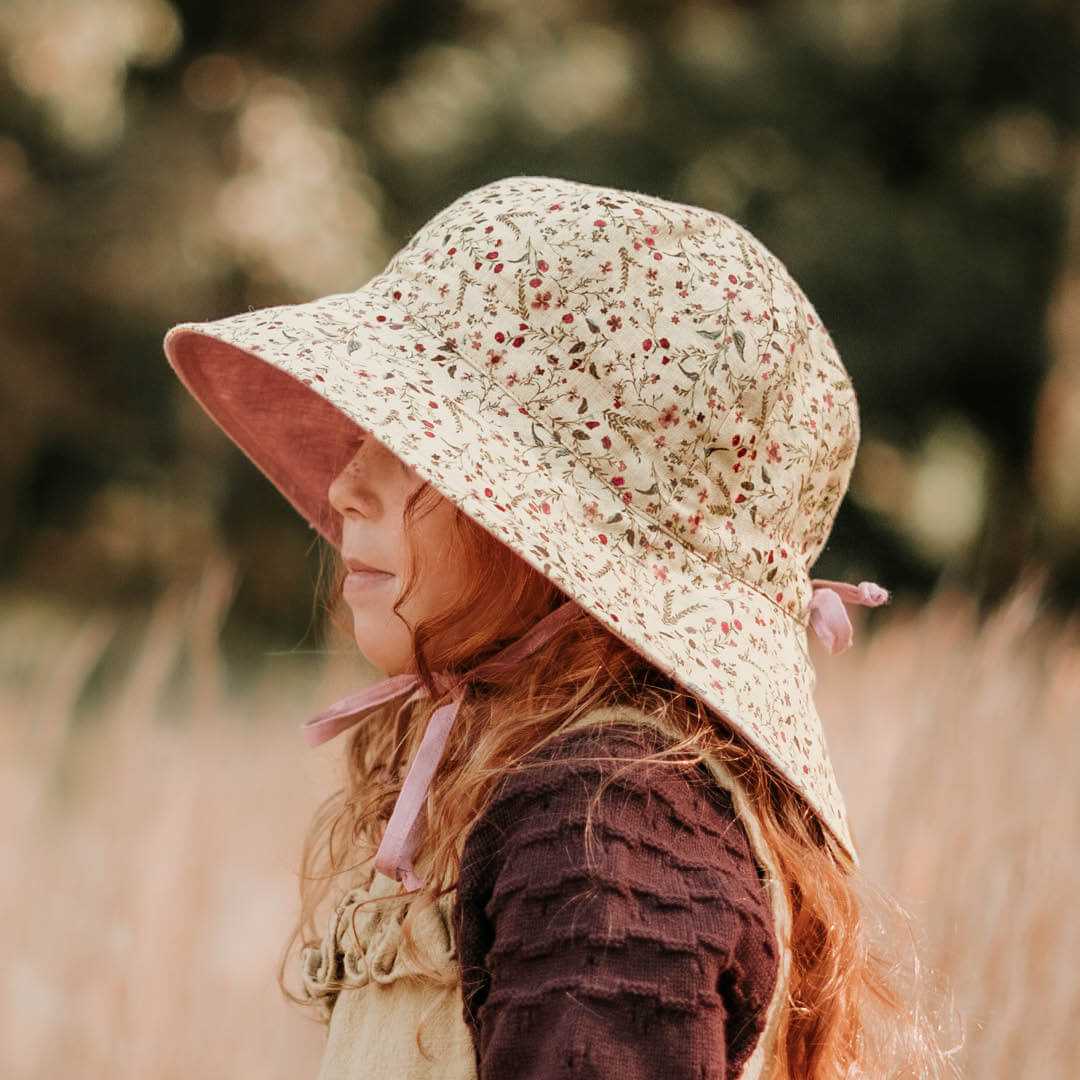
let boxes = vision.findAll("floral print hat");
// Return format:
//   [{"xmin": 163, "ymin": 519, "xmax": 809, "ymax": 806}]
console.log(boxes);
[{"xmin": 165, "ymin": 176, "xmax": 885, "ymax": 865}]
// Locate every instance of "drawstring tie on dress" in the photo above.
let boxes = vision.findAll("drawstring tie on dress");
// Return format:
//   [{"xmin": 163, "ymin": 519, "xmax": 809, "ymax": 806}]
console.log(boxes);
[{"xmin": 300, "ymin": 579, "xmax": 888, "ymax": 892}]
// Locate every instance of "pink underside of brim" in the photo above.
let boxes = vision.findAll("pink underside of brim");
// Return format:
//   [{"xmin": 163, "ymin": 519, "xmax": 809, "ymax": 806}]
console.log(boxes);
[{"xmin": 165, "ymin": 332, "xmax": 361, "ymax": 545}]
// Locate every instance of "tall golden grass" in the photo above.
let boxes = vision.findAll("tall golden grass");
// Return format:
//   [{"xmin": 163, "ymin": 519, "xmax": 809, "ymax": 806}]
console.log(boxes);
[{"xmin": 2, "ymin": 564, "xmax": 1077, "ymax": 1078}]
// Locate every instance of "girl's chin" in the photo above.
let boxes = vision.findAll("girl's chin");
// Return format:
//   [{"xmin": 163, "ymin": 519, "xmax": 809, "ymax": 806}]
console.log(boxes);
[{"xmin": 349, "ymin": 615, "xmax": 413, "ymax": 675}]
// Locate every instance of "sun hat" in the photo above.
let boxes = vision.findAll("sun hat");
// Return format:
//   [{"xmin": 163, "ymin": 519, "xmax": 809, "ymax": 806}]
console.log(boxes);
[{"xmin": 165, "ymin": 175, "xmax": 885, "ymax": 868}]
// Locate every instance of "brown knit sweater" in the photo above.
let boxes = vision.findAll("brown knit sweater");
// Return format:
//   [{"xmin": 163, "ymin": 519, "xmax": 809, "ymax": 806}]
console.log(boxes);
[{"xmin": 454, "ymin": 724, "xmax": 780, "ymax": 1080}]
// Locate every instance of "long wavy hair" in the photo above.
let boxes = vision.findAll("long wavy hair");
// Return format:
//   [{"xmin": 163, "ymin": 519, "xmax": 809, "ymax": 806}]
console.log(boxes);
[{"xmin": 279, "ymin": 481, "xmax": 958, "ymax": 1079}]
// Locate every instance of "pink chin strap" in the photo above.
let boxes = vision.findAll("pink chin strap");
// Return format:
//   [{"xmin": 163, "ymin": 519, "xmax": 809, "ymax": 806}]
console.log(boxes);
[
  {"xmin": 300, "ymin": 599, "xmax": 583, "ymax": 891},
  {"xmin": 301, "ymin": 578, "xmax": 888, "ymax": 892}
]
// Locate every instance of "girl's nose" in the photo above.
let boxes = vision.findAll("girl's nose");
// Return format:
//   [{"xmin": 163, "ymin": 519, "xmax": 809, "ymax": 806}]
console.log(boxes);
[{"xmin": 327, "ymin": 443, "xmax": 381, "ymax": 520}]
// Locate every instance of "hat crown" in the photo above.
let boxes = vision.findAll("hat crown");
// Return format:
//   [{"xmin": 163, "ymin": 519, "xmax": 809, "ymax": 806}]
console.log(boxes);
[{"xmin": 378, "ymin": 177, "xmax": 858, "ymax": 619}]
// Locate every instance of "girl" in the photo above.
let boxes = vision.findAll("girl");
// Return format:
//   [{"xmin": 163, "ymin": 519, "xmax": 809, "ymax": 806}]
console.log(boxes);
[{"xmin": 165, "ymin": 177, "xmax": 951, "ymax": 1078}]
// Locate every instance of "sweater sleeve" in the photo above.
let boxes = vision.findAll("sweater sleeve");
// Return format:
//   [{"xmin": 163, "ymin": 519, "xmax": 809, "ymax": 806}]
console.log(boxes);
[{"xmin": 454, "ymin": 725, "xmax": 779, "ymax": 1080}]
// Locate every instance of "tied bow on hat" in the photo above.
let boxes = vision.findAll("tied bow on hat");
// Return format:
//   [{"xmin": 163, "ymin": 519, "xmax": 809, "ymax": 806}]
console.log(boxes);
[{"xmin": 809, "ymin": 580, "xmax": 890, "ymax": 655}]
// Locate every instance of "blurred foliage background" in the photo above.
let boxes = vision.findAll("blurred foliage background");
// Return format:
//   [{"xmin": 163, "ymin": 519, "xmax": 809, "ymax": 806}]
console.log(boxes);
[
  {"xmin": 2, "ymin": 0, "xmax": 1080, "ymax": 656},
  {"xmin": 4, "ymin": 5, "xmax": 1080, "ymax": 1076}
]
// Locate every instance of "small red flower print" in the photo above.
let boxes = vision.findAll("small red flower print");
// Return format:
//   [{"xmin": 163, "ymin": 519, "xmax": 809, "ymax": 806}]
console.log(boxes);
[
  {"xmin": 594, "ymin": 218, "xmax": 606, "ymax": 227},
  {"xmin": 583, "ymin": 501, "xmax": 601, "ymax": 522},
  {"xmin": 658, "ymin": 404, "xmax": 679, "ymax": 428},
  {"xmin": 512, "ymin": 336, "xmax": 525, "ymax": 348},
  {"xmin": 494, "ymin": 331, "xmax": 505, "ymax": 343},
  {"xmin": 611, "ymin": 476, "xmax": 625, "ymax": 487},
  {"xmin": 734, "ymin": 619, "xmax": 743, "ymax": 631},
  {"xmin": 487, "ymin": 349, "xmax": 505, "ymax": 364},
  {"xmin": 393, "ymin": 290, "xmax": 402, "ymax": 300},
  {"xmin": 658, "ymin": 337, "xmax": 670, "ymax": 348},
  {"xmin": 824, "ymin": 392, "xmax": 835, "ymax": 408},
  {"xmin": 600, "ymin": 260, "xmax": 613, "ymax": 273},
  {"xmin": 531, "ymin": 291, "xmax": 552, "ymax": 310},
  {"xmin": 735, "ymin": 494, "xmax": 746, "ymax": 503},
  {"xmin": 376, "ymin": 315, "xmax": 386, "ymax": 322},
  {"xmin": 654, "ymin": 435, "xmax": 666, "ymax": 448},
  {"xmin": 529, "ymin": 277, "xmax": 542, "ymax": 287},
  {"xmin": 485, "ymin": 225, "xmax": 494, "ymax": 233},
  {"xmin": 653, "ymin": 564, "xmax": 669, "ymax": 582},
  {"xmin": 447, "ymin": 247, "xmax": 456, "ymax": 255},
  {"xmin": 486, "ymin": 251, "xmax": 498, "ymax": 260},
  {"xmin": 688, "ymin": 511, "xmax": 703, "ymax": 533},
  {"xmin": 493, "ymin": 263, "xmax": 504, "ymax": 273},
  {"xmin": 484, "ymin": 488, "xmax": 493, "ymax": 497},
  {"xmin": 646, "ymin": 268, "xmax": 658, "ymax": 280},
  {"xmin": 767, "ymin": 442, "xmax": 781, "ymax": 463},
  {"xmin": 415, "ymin": 344, "xmax": 425, "ymax": 352},
  {"xmin": 599, "ymin": 534, "xmax": 608, "ymax": 544},
  {"xmin": 601, "ymin": 435, "xmax": 612, "ymax": 449},
  {"xmin": 622, "ymin": 492, "xmax": 632, "ymax": 504},
  {"xmin": 562, "ymin": 313, "xmax": 574, "ymax": 323},
  {"xmin": 643, "ymin": 339, "xmax": 653, "ymax": 351},
  {"xmin": 721, "ymin": 621, "xmax": 730, "ymax": 633},
  {"xmin": 541, "ymin": 502, "xmax": 551, "ymax": 514},
  {"xmin": 538, "ymin": 259, "xmax": 549, "ymax": 271},
  {"xmin": 607, "ymin": 315, "xmax": 622, "ymax": 331}
]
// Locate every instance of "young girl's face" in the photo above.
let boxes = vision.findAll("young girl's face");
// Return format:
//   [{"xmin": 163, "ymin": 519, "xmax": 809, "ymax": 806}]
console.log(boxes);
[{"xmin": 327, "ymin": 433, "xmax": 471, "ymax": 675}]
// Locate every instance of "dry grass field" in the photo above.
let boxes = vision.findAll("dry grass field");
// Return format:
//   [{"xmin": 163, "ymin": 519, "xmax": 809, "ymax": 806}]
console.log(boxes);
[{"xmin": 2, "ymin": 565, "xmax": 1077, "ymax": 1079}]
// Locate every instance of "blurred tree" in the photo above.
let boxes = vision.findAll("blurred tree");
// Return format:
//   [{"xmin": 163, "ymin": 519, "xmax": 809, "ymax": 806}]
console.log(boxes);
[{"xmin": 1, "ymin": 0, "xmax": 1078, "ymax": 649}]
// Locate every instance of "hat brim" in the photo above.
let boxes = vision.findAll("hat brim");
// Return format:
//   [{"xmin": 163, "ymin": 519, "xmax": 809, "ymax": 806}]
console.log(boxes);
[{"xmin": 165, "ymin": 285, "xmax": 856, "ymax": 862}]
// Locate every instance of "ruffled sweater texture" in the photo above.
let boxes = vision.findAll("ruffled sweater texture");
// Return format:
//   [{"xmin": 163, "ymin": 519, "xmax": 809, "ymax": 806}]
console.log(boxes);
[{"xmin": 454, "ymin": 723, "xmax": 780, "ymax": 1080}]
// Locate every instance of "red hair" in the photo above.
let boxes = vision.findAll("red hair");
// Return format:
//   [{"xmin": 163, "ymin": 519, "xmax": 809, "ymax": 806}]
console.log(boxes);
[{"xmin": 281, "ymin": 483, "xmax": 958, "ymax": 1078}]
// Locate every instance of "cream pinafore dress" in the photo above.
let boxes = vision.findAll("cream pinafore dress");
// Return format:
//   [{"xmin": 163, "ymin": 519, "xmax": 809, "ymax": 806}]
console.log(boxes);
[{"xmin": 301, "ymin": 708, "xmax": 793, "ymax": 1080}]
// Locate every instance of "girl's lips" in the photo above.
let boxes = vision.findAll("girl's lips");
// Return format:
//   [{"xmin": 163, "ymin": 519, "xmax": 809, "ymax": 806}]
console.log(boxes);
[{"xmin": 343, "ymin": 568, "xmax": 395, "ymax": 597}]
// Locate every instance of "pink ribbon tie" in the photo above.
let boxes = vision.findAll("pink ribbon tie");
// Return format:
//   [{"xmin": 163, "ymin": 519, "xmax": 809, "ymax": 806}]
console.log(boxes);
[
  {"xmin": 300, "ymin": 599, "xmax": 582, "ymax": 892},
  {"xmin": 808, "ymin": 579, "xmax": 889, "ymax": 655}
]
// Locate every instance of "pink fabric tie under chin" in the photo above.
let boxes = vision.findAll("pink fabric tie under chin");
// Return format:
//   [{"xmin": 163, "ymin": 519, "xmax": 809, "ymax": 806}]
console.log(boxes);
[
  {"xmin": 808, "ymin": 579, "xmax": 890, "ymax": 655},
  {"xmin": 300, "ymin": 579, "xmax": 888, "ymax": 892},
  {"xmin": 300, "ymin": 599, "xmax": 583, "ymax": 892}
]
